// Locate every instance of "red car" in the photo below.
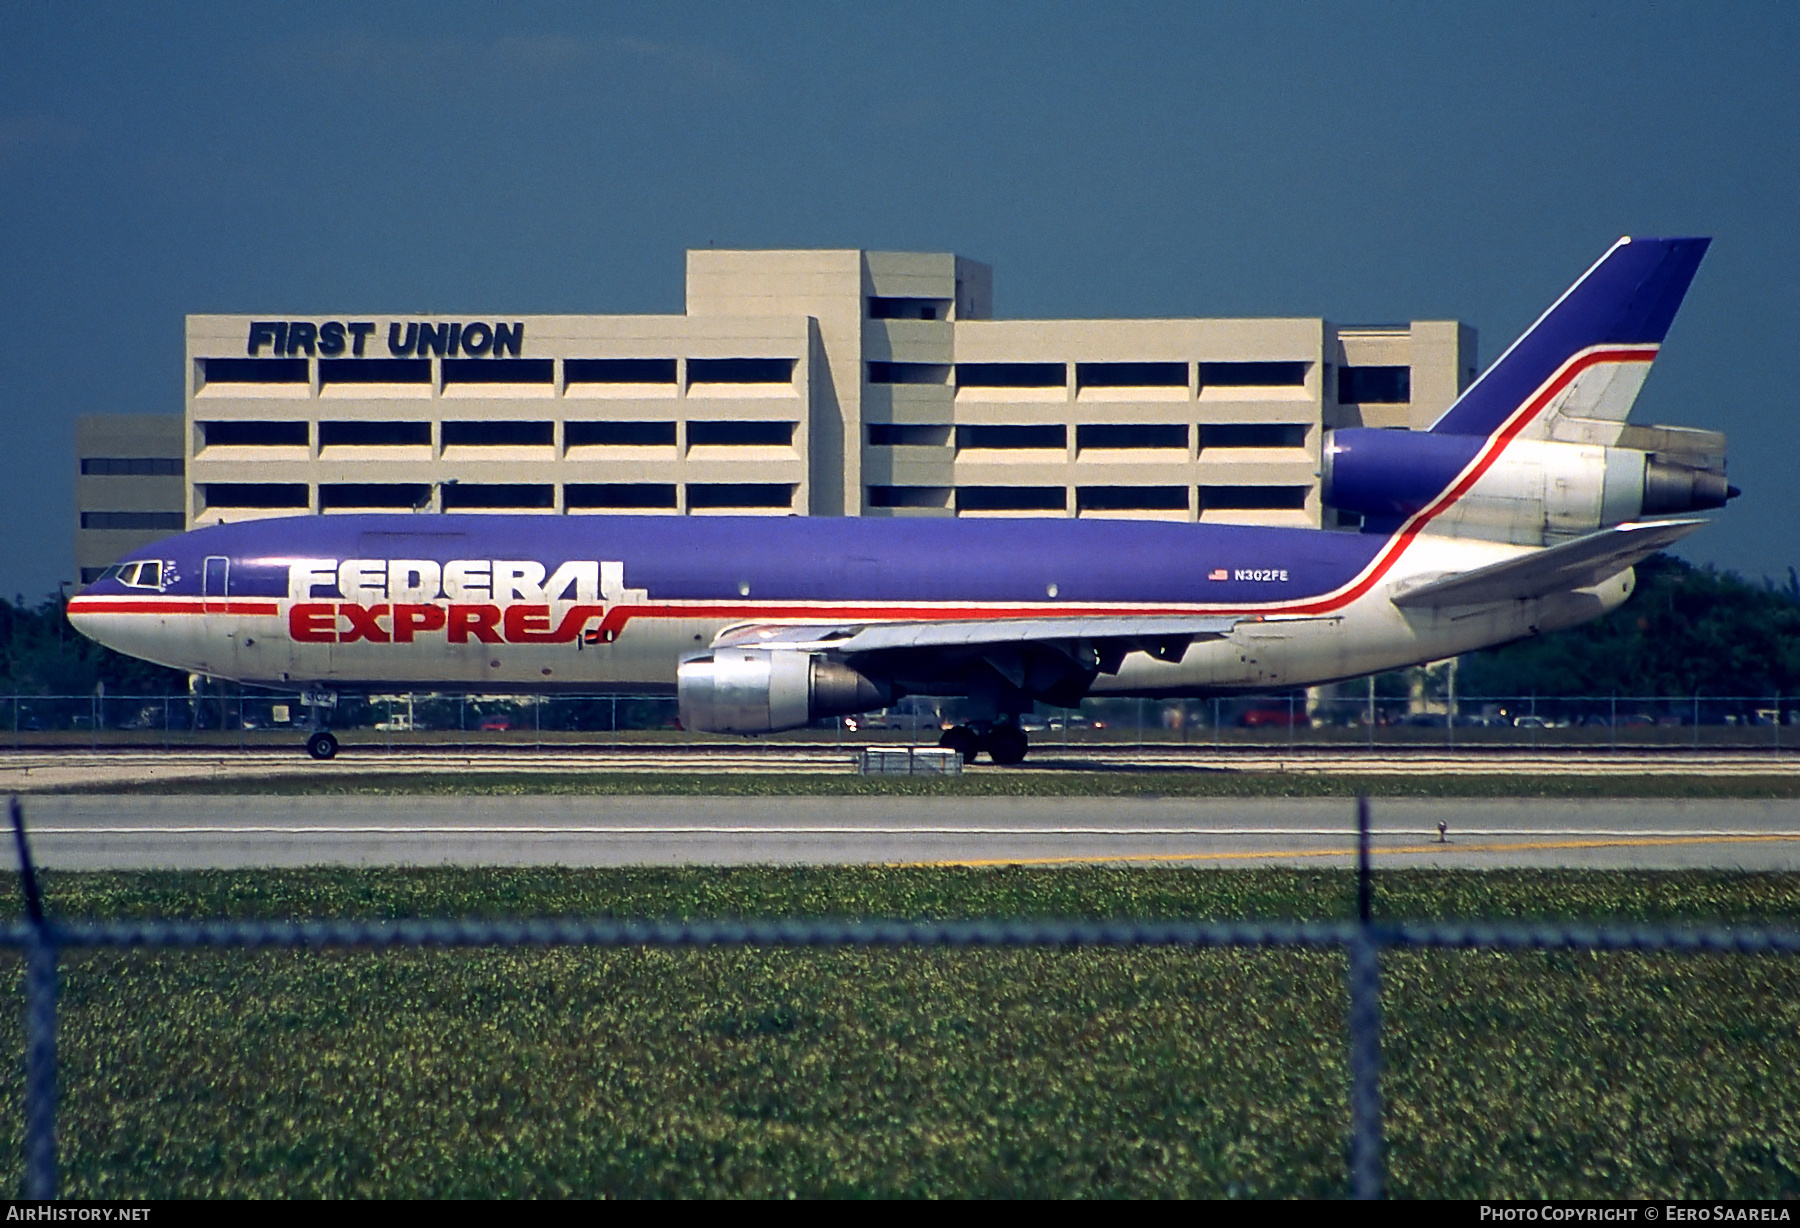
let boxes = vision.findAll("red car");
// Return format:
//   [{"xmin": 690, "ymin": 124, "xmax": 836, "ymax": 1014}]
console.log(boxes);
[
  {"xmin": 476, "ymin": 715, "xmax": 513, "ymax": 732},
  {"xmin": 1239, "ymin": 708, "xmax": 1309, "ymax": 728}
]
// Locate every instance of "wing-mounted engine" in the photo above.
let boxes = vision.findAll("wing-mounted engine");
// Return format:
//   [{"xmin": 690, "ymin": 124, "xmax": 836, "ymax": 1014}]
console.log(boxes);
[
  {"xmin": 678, "ymin": 614, "xmax": 1247, "ymax": 734},
  {"xmin": 677, "ymin": 649, "xmax": 891, "ymax": 734},
  {"xmin": 1322, "ymin": 425, "xmax": 1734, "ymax": 546}
]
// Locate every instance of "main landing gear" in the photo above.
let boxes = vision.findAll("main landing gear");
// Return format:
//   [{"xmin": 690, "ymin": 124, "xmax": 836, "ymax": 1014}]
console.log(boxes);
[{"xmin": 939, "ymin": 721, "xmax": 1029, "ymax": 766}]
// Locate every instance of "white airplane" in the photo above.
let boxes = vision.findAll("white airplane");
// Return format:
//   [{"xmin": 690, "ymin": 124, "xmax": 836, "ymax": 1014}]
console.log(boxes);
[{"xmin": 70, "ymin": 237, "xmax": 1730, "ymax": 763}]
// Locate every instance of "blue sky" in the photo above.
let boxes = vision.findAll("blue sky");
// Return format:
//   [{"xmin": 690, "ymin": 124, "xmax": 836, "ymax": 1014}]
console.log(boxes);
[{"xmin": 2, "ymin": 1, "xmax": 1794, "ymax": 598}]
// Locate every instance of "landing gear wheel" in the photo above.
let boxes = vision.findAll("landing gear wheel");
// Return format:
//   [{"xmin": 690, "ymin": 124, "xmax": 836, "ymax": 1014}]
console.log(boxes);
[
  {"xmin": 939, "ymin": 725, "xmax": 981, "ymax": 764},
  {"xmin": 305, "ymin": 731, "xmax": 339, "ymax": 761},
  {"xmin": 983, "ymin": 725, "xmax": 1029, "ymax": 766}
]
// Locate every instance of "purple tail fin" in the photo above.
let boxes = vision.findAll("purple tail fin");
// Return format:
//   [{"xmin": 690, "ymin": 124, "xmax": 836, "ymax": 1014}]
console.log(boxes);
[{"xmin": 1430, "ymin": 236, "xmax": 1709, "ymax": 438}]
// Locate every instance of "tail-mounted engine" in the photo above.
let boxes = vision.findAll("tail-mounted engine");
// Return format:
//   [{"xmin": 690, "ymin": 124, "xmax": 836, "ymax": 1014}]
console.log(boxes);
[
  {"xmin": 677, "ymin": 649, "xmax": 892, "ymax": 734},
  {"xmin": 1322, "ymin": 424, "xmax": 1734, "ymax": 544}
]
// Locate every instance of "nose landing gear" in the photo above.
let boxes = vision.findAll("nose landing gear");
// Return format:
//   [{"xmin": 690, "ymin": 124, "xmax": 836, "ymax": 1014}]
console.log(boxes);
[
  {"xmin": 938, "ymin": 719, "xmax": 1030, "ymax": 766},
  {"xmin": 300, "ymin": 687, "xmax": 339, "ymax": 760}
]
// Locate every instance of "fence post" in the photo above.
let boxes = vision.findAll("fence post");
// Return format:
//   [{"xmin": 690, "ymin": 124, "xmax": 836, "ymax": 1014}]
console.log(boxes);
[
  {"xmin": 1366, "ymin": 676, "xmax": 1375, "ymax": 752},
  {"xmin": 1348, "ymin": 795, "xmax": 1385, "ymax": 1199},
  {"xmin": 11, "ymin": 796, "xmax": 57, "ymax": 1200}
]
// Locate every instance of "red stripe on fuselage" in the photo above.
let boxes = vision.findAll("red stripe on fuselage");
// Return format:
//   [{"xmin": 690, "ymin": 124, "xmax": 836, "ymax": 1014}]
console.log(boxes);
[{"xmin": 67, "ymin": 598, "xmax": 280, "ymax": 616}]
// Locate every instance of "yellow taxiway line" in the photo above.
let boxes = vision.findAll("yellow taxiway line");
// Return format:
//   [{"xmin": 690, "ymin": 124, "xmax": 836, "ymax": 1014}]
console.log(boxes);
[{"xmin": 899, "ymin": 832, "xmax": 1800, "ymax": 869}]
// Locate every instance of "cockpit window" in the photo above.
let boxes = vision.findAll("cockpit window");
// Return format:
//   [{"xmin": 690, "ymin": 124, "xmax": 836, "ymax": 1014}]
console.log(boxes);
[{"xmin": 118, "ymin": 561, "xmax": 163, "ymax": 590}]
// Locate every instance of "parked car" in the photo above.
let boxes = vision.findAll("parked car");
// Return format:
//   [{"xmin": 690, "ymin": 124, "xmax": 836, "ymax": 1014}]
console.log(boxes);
[
  {"xmin": 1240, "ymin": 708, "xmax": 1309, "ymax": 728},
  {"xmin": 476, "ymin": 715, "xmax": 513, "ymax": 732}
]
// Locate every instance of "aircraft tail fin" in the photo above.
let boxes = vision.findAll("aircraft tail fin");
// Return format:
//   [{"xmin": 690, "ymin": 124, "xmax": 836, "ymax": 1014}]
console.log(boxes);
[{"xmin": 1429, "ymin": 237, "xmax": 1710, "ymax": 442}]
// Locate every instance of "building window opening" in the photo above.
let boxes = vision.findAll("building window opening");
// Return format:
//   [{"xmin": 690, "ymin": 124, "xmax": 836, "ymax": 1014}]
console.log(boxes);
[
  {"xmin": 1199, "ymin": 424, "xmax": 1308, "ymax": 450},
  {"xmin": 867, "ymin": 362, "xmax": 950, "ymax": 385},
  {"xmin": 955, "ymin": 363, "xmax": 1065, "ymax": 389},
  {"xmin": 1199, "ymin": 361, "xmax": 1308, "ymax": 388},
  {"xmin": 202, "ymin": 358, "xmax": 308, "ymax": 384},
  {"xmin": 1077, "ymin": 486, "xmax": 1189, "ymax": 512},
  {"xmin": 442, "ymin": 358, "xmax": 554, "ymax": 385},
  {"xmin": 687, "ymin": 483, "xmax": 794, "ymax": 510},
  {"xmin": 687, "ymin": 358, "xmax": 795, "ymax": 384},
  {"xmin": 565, "ymin": 358, "xmax": 678, "ymax": 385},
  {"xmin": 318, "ymin": 358, "xmax": 432, "ymax": 385},
  {"xmin": 1337, "ymin": 365, "xmax": 1411, "ymax": 404},
  {"xmin": 565, "ymin": 421, "xmax": 677, "ymax": 447},
  {"xmin": 868, "ymin": 424, "xmax": 951, "ymax": 448},
  {"xmin": 80, "ymin": 511, "xmax": 185, "ymax": 531},
  {"xmin": 441, "ymin": 421, "xmax": 554, "ymax": 447},
  {"xmin": 868, "ymin": 297, "xmax": 950, "ymax": 321},
  {"xmin": 566, "ymin": 483, "xmax": 678, "ymax": 510},
  {"xmin": 687, "ymin": 421, "xmax": 795, "ymax": 448},
  {"xmin": 201, "ymin": 483, "xmax": 309, "ymax": 509},
  {"xmin": 200, "ymin": 421, "xmax": 309, "ymax": 448},
  {"xmin": 319, "ymin": 484, "xmax": 431, "ymax": 510},
  {"xmin": 956, "ymin": 486, "xmax": 1067, "ymax": 512},
  {"xmin": 1076, "ymin": 362, "xmax": 1187, "ymax": 388},
  {"xmin": 81, "ymin": 457, "xmax": 184, "ymax": 476},
  {"xmin": 318, "ymin": 421, "xmax": 431, "ymax": 447},
  {"xmin": 1076, "ymin": 424, "xmax": 1188, "ymax": 450},
  {"xmin": 440, "ymin": 484, "xmax": 555, "ymax": 510},
  {"xmin": 1199, "ymin": 485, "xmax": 1309, "ymax": 511},
  {"xmin": 868, "ymin": 486, "xmax": 951, "ymax": 509},
  {"xmin": 957, "ymin": 424, "xmax": 1066, "ymax": 451}
]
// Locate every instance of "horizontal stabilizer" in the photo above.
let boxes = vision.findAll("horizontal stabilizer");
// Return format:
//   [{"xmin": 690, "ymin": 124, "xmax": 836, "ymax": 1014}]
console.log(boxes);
[
  {"xmin": 714, "ymin": 614, "xmax": 1247, "ymax": 655},
  {"xmin": 1391, "ymin": 519, "xmax": 1706, "ymax": 609}
]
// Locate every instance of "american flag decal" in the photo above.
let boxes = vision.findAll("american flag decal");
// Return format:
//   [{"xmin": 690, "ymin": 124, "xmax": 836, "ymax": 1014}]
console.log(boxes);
[{"xmin": 1208, "ymin": 568, "xmax": 1228, "ymax": 581}]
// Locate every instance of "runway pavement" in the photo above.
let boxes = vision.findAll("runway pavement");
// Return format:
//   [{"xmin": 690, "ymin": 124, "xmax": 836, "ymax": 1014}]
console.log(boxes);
[
  {"xmin": 5, "ymin": 744, "xmax": 1800, "ymax": 792},
  {"xmin": 21, "ymin": 794, "xmax": 1800, "ymax": 870}
]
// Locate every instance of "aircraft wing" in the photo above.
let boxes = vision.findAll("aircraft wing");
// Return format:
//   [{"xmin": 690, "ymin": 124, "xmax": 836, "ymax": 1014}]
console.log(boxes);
[
  {"xmin": 713, "ymin": 613, "xmax": 1249, "ymax": 664},
  {"xmin": 1391, "ymin": 518, "xmax": 1707, "ymax": 609}
]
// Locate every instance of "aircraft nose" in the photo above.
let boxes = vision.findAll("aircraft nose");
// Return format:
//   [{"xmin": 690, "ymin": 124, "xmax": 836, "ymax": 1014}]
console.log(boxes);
[{"xmin": 64, "ymin": 603, "xmax": 104, "ymax": 646}]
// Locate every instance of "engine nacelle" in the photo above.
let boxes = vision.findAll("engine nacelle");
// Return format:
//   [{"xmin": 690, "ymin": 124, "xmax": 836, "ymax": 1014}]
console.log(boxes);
[
  {"xmin": 1323, "ymin": 427, "xmax": 1733, "ymax": 544},
  {"xmin": 677, "ymin": 649, "xmax": 893, "ymax": 734}
]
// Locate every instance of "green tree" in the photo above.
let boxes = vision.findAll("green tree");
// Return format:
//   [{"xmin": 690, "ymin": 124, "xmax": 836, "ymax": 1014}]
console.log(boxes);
[
  {"xmin": 0, "ymin": 594, "xmax": 189, "ymax": 695},
  {"xmin": 1456, "ymin": 554, "xmax": 1800, "ymax": 698}
]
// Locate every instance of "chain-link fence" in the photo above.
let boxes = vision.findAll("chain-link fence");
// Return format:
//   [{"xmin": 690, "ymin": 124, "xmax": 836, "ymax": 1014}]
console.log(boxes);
[
  {"xmin": 6, "ymin": 796, "xmax": 1800, "ymax": 1198},
  {"xmin": 2, "ymin": 691, "xmax": 1796, "ymax": 753}
]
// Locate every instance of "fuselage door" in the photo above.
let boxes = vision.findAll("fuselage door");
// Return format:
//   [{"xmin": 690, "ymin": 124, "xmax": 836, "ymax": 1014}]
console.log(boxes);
[{"xmin": 203, "ymin": 556, "xmax": 230, "ymax": 612}]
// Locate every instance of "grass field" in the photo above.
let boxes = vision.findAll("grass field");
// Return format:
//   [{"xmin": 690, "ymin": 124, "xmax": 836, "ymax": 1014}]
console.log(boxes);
[
  {"xmin": 56, "ymin": 770, "xmax": 1800, "ymax": 799},
  {"xmin": 2, "ymin": 867, "xmax": 1799, "ymax": 1197}
]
